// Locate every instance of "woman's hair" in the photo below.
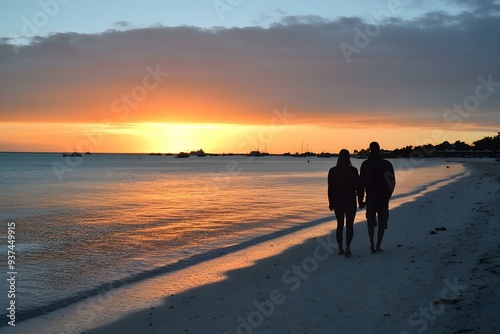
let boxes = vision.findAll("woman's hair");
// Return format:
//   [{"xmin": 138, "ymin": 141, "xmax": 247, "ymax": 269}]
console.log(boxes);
[{"xmin": 336, "ymin": 149, "xmax": 352, "ymax": 168}]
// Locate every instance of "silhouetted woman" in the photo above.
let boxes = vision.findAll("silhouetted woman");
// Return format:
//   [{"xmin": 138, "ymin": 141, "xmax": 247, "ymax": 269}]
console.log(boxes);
[{"xmin": 328, "ymin": 149, "xmax": 363, "ymax": 257}]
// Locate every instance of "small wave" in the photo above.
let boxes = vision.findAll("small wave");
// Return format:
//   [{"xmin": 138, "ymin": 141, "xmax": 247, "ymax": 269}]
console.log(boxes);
[{"xmin": 391, "ymin": 170, "xmax": 468, "ymax": 201}]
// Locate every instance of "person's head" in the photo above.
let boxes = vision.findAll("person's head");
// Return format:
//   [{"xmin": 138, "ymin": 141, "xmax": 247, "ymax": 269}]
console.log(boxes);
[
  {"xmin": 336, "ymin": 149, "xmax": 352, "ymax": 167},
  {"xmin": 369, "ymin": 142, "xmax": 380, "ymax": 156}
]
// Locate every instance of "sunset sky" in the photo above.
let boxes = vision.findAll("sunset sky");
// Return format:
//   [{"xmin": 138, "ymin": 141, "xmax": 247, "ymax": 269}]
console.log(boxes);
[{"xmin": 1, "ymin": 0, "xmax": 499, "ymax": 154}]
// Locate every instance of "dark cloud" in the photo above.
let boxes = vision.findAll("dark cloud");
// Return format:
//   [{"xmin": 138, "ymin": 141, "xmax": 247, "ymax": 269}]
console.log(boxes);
[
  {"xmin": 275, "ymin": 15, "xmax": 332, "ymax": 26},
  {"xmin": 0, "ymin": 37, "xmax": 14, "ymax": 43},
  {"xmin": 252, "ymin": 9, "xmax": 287, "ymax": 26},
  {"xmin": 0, "ymin": 7, "xmax": 498, "ymax": 131},
  {"xmin": 113, "ymin": 21, "xmax": 133, "ymax": 28},
  {"xmin": 450, "ymin": 0, "xmax": 500, "ymax": 12}
]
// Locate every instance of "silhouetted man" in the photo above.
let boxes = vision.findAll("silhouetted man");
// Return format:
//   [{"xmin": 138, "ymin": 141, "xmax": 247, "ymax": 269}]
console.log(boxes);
[{"xmin": 359, "ymin": 142, "xmax": 396, "ymax": 253}]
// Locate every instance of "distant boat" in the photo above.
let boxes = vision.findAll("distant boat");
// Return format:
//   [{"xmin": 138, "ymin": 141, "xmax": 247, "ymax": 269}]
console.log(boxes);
[
  {"xmin": 176, "ymin": 152, "xmax": 190, "ymax": 158},
  {"xmin": 149, "ymin": 153, "xmax": 162, "ymax": 156},
  {"xmin": 248, "ymin": 150, "xmax": 269, "ymax": 157},
  {"xmin": 292, "ymin": 152, "xmax": 314, "ymax": 157},
  {"xmin": 192, "ymin": 149, "xmax": 206, "ymax": 157},
  {"xmin": 84, "ymin": 152, "xmax": 91, "ymax": 155},
  {"xmin": 63, "ymin": 152, "xmax": 82, "ymax": 157}
]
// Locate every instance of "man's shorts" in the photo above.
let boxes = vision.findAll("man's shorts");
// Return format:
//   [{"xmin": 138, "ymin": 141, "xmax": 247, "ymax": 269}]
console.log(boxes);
[{"xmin": 366, "ymin": 197, "xmax": 389, "ymax": 229}]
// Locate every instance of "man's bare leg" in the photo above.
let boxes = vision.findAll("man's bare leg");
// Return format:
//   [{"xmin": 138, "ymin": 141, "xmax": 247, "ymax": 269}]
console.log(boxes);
[
  {"xmin": 368, "ymin": 225, "xmax": 376, "ymax": 253},
  {"xmin": 376, "ymin": 229, "xmax": 384, "ymax": 252}
]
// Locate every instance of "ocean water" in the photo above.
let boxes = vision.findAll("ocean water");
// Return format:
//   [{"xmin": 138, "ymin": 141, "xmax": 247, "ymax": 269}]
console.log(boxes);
[{"xmin": 0, "ymin": 153, "xmax": 466, "ymax": 326}]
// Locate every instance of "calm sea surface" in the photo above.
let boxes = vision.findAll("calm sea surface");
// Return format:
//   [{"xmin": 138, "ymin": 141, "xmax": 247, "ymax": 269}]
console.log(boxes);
[{"xmin": 0, "ymin": 153, "xmax": 465, "ymax": 324}]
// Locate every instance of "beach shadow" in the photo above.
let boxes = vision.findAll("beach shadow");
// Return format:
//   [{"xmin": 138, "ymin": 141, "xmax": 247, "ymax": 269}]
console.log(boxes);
[{"xmin": 85, "ymin": 216, "xmax": 400, "ymax": 334}]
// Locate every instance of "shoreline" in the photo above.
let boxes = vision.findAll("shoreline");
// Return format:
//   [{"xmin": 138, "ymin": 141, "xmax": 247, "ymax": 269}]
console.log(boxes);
[{"xmin": 4, "ymin": 159, "xmax": 499, "ymax": 333}]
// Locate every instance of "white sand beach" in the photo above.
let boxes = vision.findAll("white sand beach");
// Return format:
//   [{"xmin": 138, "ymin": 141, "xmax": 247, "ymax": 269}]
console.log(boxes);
[{"xmin": 8, "ymin": 159, "xmax": 500, "ymax": 334}]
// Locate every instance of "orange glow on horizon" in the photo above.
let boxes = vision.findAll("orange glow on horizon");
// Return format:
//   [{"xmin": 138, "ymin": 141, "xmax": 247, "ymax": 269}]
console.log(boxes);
[{"xmin": 0, "ymin": 121, "xmax": 494, "ymax": 154}]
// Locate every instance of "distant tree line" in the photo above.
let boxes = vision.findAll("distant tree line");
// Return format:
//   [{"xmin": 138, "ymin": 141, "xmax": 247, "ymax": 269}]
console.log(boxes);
[{"xmin": 387, "ymin": 132, "xmax": 500, "ymax": 158}]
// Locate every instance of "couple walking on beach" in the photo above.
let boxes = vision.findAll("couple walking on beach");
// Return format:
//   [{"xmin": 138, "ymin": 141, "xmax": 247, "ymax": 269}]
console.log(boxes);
[{"xmin": 328, "ymin": 142, "xmax": 396, "ymax": 257}]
